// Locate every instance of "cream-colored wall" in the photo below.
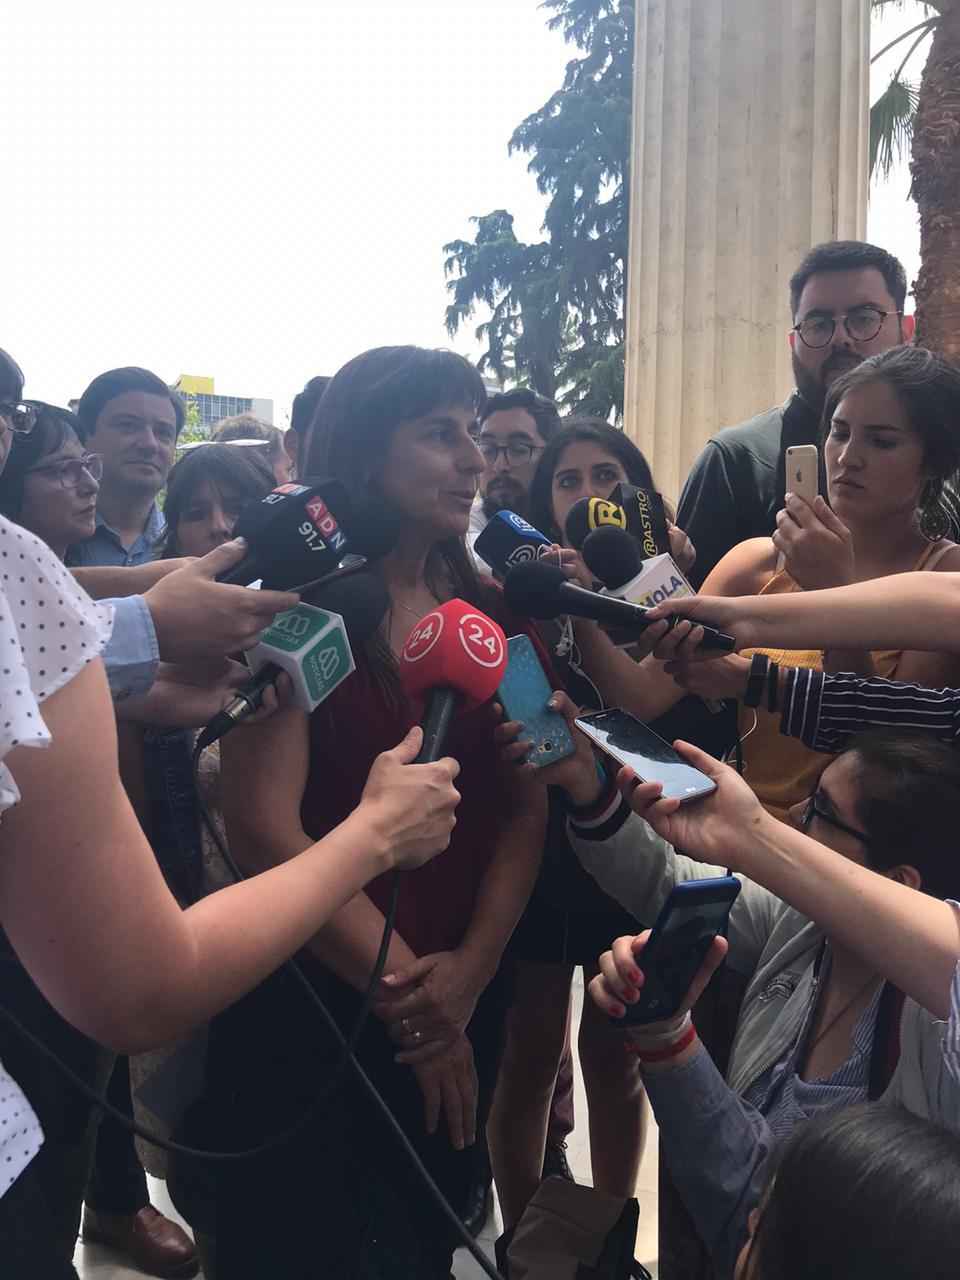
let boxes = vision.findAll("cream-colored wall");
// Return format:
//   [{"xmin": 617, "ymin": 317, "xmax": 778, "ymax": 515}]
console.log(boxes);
[{"xmin": 623, "ymin": 0, "xmax": 870, "ymax": 503}]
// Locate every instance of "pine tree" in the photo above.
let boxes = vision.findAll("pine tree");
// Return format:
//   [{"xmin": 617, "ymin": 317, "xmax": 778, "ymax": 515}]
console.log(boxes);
[{"xmin": 443, "ymin": 1, "xmax": 634, "ymax": 416}]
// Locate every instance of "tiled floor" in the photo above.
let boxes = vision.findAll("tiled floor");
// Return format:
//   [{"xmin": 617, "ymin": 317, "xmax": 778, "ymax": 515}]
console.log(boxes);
[{"xmin": 75, "ymin": 974, "xmax": 658, "ymax": 1278}]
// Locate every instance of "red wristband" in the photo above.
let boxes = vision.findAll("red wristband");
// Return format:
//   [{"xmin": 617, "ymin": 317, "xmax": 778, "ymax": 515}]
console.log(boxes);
[{"xmin": 625, "ymin": 1021, "xmax": 697, "ymax": 1064}]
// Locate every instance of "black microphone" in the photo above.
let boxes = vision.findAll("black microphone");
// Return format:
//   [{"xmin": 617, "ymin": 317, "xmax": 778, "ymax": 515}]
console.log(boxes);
[
  {"xmin": 581, "ymin": 525, "xmax": 644, "ymax": 590},
  {"xmin": 563, "ymin": 496, "xmax": 630, "ymax": 552},
  {"xmin": 217, "ymin": 477, "xmax": 398, "ymax": 590},
  {"xmin": 502, "ymin": 561, "xmax": 736, "ymax": 652},
  {"xmin": 197, "ymin": 572, "xmax": 389, "ymax": 748}
]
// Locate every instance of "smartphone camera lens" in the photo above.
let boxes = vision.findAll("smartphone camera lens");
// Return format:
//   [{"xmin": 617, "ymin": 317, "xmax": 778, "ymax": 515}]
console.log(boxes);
[{"xmin": 541, "ymin": 741, "xmax": 554, "ymax": 754}]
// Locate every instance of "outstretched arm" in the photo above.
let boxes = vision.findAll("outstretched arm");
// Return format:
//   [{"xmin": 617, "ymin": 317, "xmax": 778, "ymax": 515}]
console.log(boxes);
[
  {"xmin": 0, "ymin": 659, "xmax": 459, "ymax": 1053},
  {"xmin": 641, "ymin": 572, "xmax": 960, "ymax": 659},
  {"xmin": 621, "ymin": 744, "xmax": 960, "ymax": 1019}
]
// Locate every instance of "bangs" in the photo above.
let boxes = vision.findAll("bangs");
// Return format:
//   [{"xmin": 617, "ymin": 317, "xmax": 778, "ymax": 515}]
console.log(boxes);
[{"xmin": 361, "ymin": 348, "xmax": 486, "ymax": 426}]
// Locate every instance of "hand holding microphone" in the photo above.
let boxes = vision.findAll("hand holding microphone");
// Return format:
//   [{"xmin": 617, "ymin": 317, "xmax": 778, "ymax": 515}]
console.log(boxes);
[
  {"xmin": 144, "ymin": 539, "xmax": 301, "ymax": 665},
  {"xmin": 502, "ymin": 560, "xmax": 736, "ymax": 653}
]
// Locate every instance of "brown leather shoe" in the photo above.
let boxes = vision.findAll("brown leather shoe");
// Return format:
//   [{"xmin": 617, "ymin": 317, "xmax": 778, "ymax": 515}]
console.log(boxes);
[{"xmin": 82, "ymin": 1204, "xmax": 200, "ymax": 1278}]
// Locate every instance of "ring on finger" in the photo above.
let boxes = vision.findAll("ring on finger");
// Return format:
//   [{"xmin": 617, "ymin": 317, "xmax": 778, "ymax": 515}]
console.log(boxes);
[
  {"xmin": 401, "ymin": 1017, "xmax": 413, "ymax": 1035},
  {"xmin": 413, "ymin": 1030, "xmax": 423, "ymax": 1045}
]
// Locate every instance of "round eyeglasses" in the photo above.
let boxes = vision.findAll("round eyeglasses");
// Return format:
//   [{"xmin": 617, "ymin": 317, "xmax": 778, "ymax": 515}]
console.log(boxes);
[
  {"xmin": 478, "ymin": 440, "xmax": 544, "ymax": 468},
  {"xmin": 0, "ymin": 402, "xmax": 38, "ymax": 437},
  {"xmin": 799, "ymin": 790, "xmax": 870, "ymax": 844},
  {"xmin": 792, "ymin": 306, "xmax": 900, "ymax": 350},
  {"xmin": 26, "ymin": 454, "xmax": 104, "ymax": 490}
]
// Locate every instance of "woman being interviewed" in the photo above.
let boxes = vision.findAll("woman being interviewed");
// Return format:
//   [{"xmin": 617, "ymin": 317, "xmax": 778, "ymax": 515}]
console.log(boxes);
[{"xmin": 208, "ymin": 347, "xmax": 546, "ymax": 1278}]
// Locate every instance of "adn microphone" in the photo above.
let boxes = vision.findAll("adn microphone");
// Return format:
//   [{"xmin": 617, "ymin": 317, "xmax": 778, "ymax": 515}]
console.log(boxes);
[
  {"xmin": 474, "ymin": 509, "xmax": 553, "ymax": 575},
  {"xmin": 563, "ymin": 496, "xmax": 630, "ymax": 552},
  {"xmin": 197, "ymin": 572, "xmax": 389, "ymax": 748},
  {"xmin": 503, "ymin": 561, "xmax": 736, "ymax": 652},
  {"xmin": 217, "ymin": 477, "xmax": 399, "ymax": 590},
  {"xmin": 398, "ymin": 599, "xmax": 508, "ymax": 763}
]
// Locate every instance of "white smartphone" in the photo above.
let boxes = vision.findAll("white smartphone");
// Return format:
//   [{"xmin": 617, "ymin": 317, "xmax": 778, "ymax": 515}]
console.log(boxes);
[
  {"xmin": 778, "ymin": 444, "xmax": 819, "ymax": 571},
  {"xmin": 785, "ymin": 444, "xmax": 819, "ymax": 506},
  {"xmin": 574, "ymin": 709, "xmax": 717, "ymax": 803}
]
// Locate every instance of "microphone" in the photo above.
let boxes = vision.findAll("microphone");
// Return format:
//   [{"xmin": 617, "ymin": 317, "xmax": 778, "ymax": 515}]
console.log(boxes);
[
  {"xmin": 474, "ymin": 509, "xmax": 553, "ymax": 574},
  {"xmin": 563, "ymin": 496, "xmax": 629, "ymax": 552},
  {"xmin": 581, "ymin": 524, "xmax": 696, "ymax": 618},
  {"xmin": 398, "ymin": 599, "xmax": 508, "ymax": 763},
  {"xmin": 582, "ymin": 525, "xmax": 724, "ymax": 712},
  {"xmin": 611, "ymin": 483, "xmax": 672, "ymax": 559},
  {"xmin": 502, "ymin": 561, "xmax": 736, "ymax": 652},
  {"xmin": 216, "ymin": 477, "xmax": 399, "ymax": 590},
  {"xmin": 196, "ymin": 572, "xmax": 389, "ymax": 748}
]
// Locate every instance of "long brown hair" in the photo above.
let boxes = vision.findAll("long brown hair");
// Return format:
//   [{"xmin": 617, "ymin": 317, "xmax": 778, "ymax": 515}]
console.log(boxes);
[{"xmin": 303, "ymin": 345, "xmax": 497, "ymax": 698}]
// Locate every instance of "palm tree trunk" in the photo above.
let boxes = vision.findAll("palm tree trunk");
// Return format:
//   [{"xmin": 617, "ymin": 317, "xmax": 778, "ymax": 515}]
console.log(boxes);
[{"xmin": 911, "ymin": 1, "xmax": 960, "ymax": 364}]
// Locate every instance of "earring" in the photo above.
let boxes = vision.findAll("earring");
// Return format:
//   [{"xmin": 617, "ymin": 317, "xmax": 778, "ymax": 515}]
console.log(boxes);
[{"xmin": 920, "ymin": 481, "xmax": 951, "ymax": 542}]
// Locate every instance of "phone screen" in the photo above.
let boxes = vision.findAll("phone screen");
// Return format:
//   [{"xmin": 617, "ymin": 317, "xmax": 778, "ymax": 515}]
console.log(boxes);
[
  {"xmin": 575, "ymin": 709, "xmax": 716, "ymax": 802},
  {"xmin": 617, "ymin": 884, "xmax": 739, "ymax": 1025}
]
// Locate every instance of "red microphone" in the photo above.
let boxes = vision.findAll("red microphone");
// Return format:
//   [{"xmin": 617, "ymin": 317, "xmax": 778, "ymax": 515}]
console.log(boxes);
[{"xmin": 399, "ymin": 599, "xmax": 507, "ymax": 763}]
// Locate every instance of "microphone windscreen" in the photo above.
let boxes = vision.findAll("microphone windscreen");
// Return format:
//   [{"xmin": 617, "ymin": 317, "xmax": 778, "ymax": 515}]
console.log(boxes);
[
  {"xmin": 563, "ymin": 496, "xmax": 629, "ymax": 551},
  {"xmin": 502, "ymin": 561, "xmax": 568, "ymax": 619},
  {"xmin": 307, "ymin": 572, "xmax": 389, "ymax": 647},
  {"xmin": 474, "ymin": 510, "xmax": 552, "ymax": 574},
  {"xmin": 398, "ymin": 598, "xmax": 507, "ymax": 710},
  {"xmin": 230, "ymin": 478, "xmax": 357, "ymax": 588},
  {"xmin": 581, "ymin": 525, "xmax": 644, "ymax": 590},
  {"xmin": 349, "ymin": 496, "xmax": 400, "ymax": 563}
]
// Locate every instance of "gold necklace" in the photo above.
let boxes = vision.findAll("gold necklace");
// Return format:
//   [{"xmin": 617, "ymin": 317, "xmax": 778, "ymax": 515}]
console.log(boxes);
[
  {"xmin": 805, "ymin": 973, "xmax": 880, "ymax": 1059},
  {"xmin": 391, "ymin": 594, "xmax": 437, "ymax": 622}
]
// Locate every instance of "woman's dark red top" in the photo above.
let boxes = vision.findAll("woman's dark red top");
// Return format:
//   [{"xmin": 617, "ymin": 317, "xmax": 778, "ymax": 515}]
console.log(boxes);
[{"xmin": 299, "ymin": 594, "xmax": 554, "ymax": 957}]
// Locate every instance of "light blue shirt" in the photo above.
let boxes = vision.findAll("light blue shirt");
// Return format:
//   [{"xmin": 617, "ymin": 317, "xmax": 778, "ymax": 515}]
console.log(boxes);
[
  {"xmin": 66, "ymin": 503, "xmax": 166, "ymax": 569},
  {"xmin": 101, "ymin": 595, "xmax": 160, "ymax": 700}
]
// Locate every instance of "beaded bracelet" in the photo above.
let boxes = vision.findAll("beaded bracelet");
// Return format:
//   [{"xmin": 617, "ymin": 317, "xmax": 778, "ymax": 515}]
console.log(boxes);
[{"xmin": 743, "ymin": 653, "xmax": 769, "ymax": 708}]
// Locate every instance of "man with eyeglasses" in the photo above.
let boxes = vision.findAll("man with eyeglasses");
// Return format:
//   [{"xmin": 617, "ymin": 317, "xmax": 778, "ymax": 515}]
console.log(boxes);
[
  {"xmin": 66, "ymin": 367, "xmax": 183, "ymax": 569},
  {"xmin": 467, "ymin": 387, "xmax": 560, "ymax": 562},
  {"xmin": 678, "ymin": 241, "xmax": 914, "ymax": 587}
]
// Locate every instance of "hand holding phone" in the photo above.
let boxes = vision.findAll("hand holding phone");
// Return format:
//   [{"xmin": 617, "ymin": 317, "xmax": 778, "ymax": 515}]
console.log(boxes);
[
  {"xmin": 591, "ymin": 877, "xmax": 740, "ymax": 1028},
  {"xmin": 497, "ymin": 634, "xmax": 576, "ymax": 769},
  {"xmin": 574, "ymin": 708, "xmax": 716, "ymax": 802}
]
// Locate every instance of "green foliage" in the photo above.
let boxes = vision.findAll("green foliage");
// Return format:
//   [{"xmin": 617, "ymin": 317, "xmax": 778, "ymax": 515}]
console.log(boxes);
[
  {"xmin": 175, "ymin": 394, "xmax": 208, "ymax": 451},
  {"xmin": 869, "ymin": 1, "xmax": 941, "ymax": 180},
  {"xmin": 870, "ymin": 75, "xmax": 922, "ymax": 178},
  {"xmin": 443, "ymin": 0, "xmax": 634, "ymax": 418}
]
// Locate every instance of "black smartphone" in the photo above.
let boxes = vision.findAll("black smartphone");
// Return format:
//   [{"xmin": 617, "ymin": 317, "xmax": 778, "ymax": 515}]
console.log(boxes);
[
  {"xmin": 575, "ymin": 708, "xmax": 717, "ymax": 802},
  {"xmin": 612, "ymin": 876, "xmax": 741, "ymax": 1027}
]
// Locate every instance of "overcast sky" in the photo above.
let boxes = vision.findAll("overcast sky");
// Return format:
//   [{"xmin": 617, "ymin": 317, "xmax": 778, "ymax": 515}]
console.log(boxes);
[{"xmin": 4, "ymin": 1, "xmax": 932, "ymax": 423}]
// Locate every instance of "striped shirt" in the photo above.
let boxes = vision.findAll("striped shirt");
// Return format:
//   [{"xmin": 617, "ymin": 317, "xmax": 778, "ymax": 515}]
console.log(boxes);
[{"xmin": 779, "ymin": 666, "xmax": 960, "ymax": 755}]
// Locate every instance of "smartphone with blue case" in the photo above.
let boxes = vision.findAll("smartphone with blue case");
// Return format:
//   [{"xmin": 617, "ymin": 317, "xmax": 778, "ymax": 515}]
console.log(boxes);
[
  {"xmin": 497, "ymin": 634, "xmax": 576, "ymax": 769},
  {"xmin": 612, "ymin": 876, "xmax": 741, "ymax": 1027}
]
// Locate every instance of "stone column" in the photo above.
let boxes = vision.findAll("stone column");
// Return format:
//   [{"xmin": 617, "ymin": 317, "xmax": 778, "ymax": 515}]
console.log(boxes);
[{"xmin": 623, "ymin": 0, "xmax": 870, "ymax": 503}]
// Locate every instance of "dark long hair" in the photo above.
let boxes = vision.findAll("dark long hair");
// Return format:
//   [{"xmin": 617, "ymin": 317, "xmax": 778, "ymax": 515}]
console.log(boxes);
[
  {"xmin": 303, "ymin": 345, "xmax": 495, "ymax": 696},
  {"xmin": 160, "ymin": 444, "xmax": 275, "ymax": 557},
  {"xmin": 528, "ymin": 417, "xmax": 658, "ymax": 541},
  {"xmin": 0, "ymin": 403, "xmax": 87, "ymax": 521},
  {"xmin": 842, "ymin": 730, "xmax": 960, "ymax": 900},
  {"xmin": 749, "ymin": 1104, "xmax": 960, "ymax": 1280}
]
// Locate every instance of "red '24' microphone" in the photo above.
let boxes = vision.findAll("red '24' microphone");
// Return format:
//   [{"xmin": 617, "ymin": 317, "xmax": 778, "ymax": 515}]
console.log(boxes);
[{"xmin": 398, "ymin": 599, "xmax": 507, "ymax": 763}]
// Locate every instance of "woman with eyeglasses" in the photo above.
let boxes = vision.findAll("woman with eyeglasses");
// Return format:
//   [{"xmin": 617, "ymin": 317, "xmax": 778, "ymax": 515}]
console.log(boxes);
[
  {"xmin": 575, "ymin": 347, "xmax": 960, "ymax": 822},
  {"xmin": 537, "ymin": 702, "xmax": 960, "ymax": 1278},
  {"xmin": 0, "ymin": 403, "xmax": 102, "ymax": 558}
]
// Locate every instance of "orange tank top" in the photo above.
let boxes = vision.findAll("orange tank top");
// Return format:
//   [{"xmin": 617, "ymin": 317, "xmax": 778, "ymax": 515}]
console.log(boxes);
[{"xmin": 739, "ymin": 540, "xmax": 953, "ymax": 822}]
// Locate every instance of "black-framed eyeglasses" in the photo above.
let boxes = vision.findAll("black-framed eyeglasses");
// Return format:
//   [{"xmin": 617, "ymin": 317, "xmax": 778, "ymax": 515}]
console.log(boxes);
[
  {"xmin": 792, "ymin": 306, "xmax": 901, "ymax": 350},
  {"xmin": 478, "ymin": 440, "xmax": 544, "ymax": 468},
  {"xmin": 800, "ymin": 789, "xmax": 871, "ymax": 844},
  {"xmin": 26, "ymin": 454, "xmax": 103, "ymax": 490},
  {"xmin": 0, "ymin": 402, "xmax": 38, "ymax": 437}
]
